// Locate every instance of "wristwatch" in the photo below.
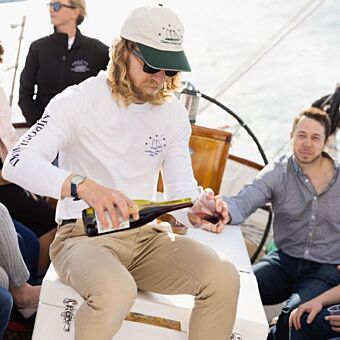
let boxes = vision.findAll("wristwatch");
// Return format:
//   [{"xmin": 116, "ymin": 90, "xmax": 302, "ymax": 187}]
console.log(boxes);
[{"xmin": 70, "ymin": 175, "xmax": 86, "ymax": 200}]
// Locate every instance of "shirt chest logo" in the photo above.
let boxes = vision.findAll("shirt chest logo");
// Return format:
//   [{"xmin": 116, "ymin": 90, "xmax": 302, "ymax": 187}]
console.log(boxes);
[
  {"xmin": 144, "ymin": 134, "xmax": 166, "ymax": 157},
  {"xmin": 71, "ymin": 59, "xmax": 90, "ymax": 73}
]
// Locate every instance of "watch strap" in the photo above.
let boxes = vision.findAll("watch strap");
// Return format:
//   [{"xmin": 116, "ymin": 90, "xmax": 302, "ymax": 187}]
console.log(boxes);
[
  {"xmin": 70, "ymin": 181, "xmax": 78, "ymax": 199},
  {"xmin": 70, "ymin": 175, "xmax": 86, "ymax": 200}
]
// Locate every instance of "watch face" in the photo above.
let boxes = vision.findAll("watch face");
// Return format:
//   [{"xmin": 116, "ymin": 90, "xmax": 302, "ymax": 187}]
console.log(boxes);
[{"xmin": 71, "ymin": 175, "xmax": 85, "ymax": 186}]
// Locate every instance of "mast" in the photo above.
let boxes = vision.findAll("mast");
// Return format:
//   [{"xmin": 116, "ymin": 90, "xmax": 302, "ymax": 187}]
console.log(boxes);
[{"xmin": 9, "ymin": 15, "xmax": 26, "ymax": 107}]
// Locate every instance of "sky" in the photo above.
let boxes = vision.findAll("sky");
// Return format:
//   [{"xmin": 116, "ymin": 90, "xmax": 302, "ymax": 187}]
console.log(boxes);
[{"xmin": 0, "ymin": 0, "xmax": 339, "ymax": 162}]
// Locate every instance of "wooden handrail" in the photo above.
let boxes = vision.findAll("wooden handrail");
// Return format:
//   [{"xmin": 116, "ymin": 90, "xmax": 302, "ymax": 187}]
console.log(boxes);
[
  {"xmin": 228, "ymin": 154, "xmax": 264, "ymax": 171},
  {"xmin": 13, "ymin": 122, "xmax": 29, "ymax": 129}
]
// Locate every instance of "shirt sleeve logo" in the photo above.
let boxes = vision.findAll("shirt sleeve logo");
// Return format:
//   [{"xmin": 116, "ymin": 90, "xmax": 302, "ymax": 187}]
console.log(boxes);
[{"xmin": 9, "ymin": 114, "xmax": 50, "ymax": 167}]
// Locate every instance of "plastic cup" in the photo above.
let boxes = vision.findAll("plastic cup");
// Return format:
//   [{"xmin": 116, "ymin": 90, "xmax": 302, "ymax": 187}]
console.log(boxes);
[{"xmin": 327, "ymin": 304, "xmax": 340, "ymax": 315}]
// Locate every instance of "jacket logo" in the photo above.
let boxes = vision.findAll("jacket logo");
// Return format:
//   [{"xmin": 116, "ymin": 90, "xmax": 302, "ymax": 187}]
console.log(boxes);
[
  {"xmin": 71, "ymin": 60, "xmax": 90, "ymax": 73},
  {"xmin": 144, "ymin": 134, "xmax": 166, "ymax": 157}
]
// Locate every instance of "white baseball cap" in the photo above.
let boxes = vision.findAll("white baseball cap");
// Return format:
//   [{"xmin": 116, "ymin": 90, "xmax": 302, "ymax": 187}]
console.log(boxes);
[{"xmin": 120, "ymin": 4, "xmax": 191, "ymax": 72}]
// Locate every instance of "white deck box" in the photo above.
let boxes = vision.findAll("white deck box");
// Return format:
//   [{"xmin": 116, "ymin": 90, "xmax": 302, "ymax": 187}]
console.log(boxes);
[{"xmin": 32, "ymin": 227, "xmax": 268, "ymax": 340}]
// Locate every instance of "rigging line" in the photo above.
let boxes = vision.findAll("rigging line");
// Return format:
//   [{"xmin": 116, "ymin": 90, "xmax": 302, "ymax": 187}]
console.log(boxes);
[{"xmin": 199, "ymin": 0, "xmax": 326, "ymax": 113}]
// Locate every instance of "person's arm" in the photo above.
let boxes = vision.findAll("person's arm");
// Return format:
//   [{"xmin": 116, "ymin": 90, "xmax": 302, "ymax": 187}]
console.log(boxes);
[
  {"xmin": 0, "ymin": 203, "xmax": 29, "ymax": 287},
  {"xmin": 18, "ymin": 43, "xmax": 41, "ymax": 126},
  {"xmin": 60, "ymin": 176, "xmax": 138, "ymax": 228},
  {"xmin": 223, "ymin": 162, "xmax": 279, "ymax": 225},
  {"xmin": 4, "ymin": 83, "xmax": 138, "ymax": 228},
  {"xmin": 3, "ymin": 84, "xmax": 87, "ymax": 198},
  {"xmin": 160, "ymin": 104, "xmax": 228, "ymax": 232},
  {"xmin": 0, "ymin": 87, "xmax": 17, "ymax": 161},
  {"xmin": 289, "ymin": 285, "xmax": 340, "ymax": 330},
  {"xmin": 160, "ymin": 104, "xmax": 199, "ymax": 227}
]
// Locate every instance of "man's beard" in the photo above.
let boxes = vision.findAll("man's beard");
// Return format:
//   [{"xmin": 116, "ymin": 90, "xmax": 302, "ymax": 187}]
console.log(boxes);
[
  {"xmin": 131, "ymin": 79, "xmax": 164, "ymax": 104},
  {"xmin": 295, "ymin": 151, "xmax": 322, "ymax": 165}
]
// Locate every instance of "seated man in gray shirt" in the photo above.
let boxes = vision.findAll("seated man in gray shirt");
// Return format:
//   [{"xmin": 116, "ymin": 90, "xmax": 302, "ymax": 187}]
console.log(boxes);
[{"xmin": 224, "ymin": 107, "xmax": 340, "ymax": 340}]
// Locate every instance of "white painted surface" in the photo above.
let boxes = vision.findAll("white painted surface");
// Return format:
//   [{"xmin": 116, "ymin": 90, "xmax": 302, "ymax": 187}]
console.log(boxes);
[{"xmin": 33, "ymin": 227, "xmax": 268, "ymax": 340}]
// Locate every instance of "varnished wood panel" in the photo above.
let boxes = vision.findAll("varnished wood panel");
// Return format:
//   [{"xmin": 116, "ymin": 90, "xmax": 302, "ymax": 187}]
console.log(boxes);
[
  {"xmin": 13, "ymin": 122, "xmax": 29, "ymax": 129},
  {"xmin": 158, "ymin": 125, "xmax": 232, "ymax": 194},
  {"xmin": 189, "ymin": 125, "xmax": 232, "ymax": 193},
  {"xmin": 126, "ymin": 311, "xmax": 181, "ymax": 331}
]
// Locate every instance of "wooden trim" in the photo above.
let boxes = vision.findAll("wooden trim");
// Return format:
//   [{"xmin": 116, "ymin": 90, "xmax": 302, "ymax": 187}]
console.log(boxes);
[
  {"xmin": 228, "ymin": 154, "xmax": 264, "ymax": 171},
  {"xmin": 13, "ymin": 122, "xmax": 29, "ymax": 129},
  {"xmin": 191, "ymin": 124, "xmax": 232, "ymax": 142},
  {"xmin": 126, "ymin": 312, "xmax": 181, "ymax": 331}
]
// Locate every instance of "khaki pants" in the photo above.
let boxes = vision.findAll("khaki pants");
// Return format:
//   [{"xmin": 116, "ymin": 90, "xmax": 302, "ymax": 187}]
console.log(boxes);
[{"xmin": 50, "ymin": 220, "xmax": 239, "ymax": 340}]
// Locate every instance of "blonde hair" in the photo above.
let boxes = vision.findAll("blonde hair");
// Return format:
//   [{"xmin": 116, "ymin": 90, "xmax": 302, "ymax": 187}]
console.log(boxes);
[
  {"xmin": 69, "ymin": 0, "xmax": 87, "ymax": 25},
  {"xmin": 107, "ymin": 38, "xmax": 181, "ymax": 107},
  {"xmin": 0, "ymin": 41, "xmax": 4, "ymax": 63}
]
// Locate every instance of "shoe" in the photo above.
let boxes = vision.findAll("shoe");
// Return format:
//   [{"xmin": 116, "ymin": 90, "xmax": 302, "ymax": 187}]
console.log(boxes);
[{"xmin": 17, "ymin": 303, "xmax": 38, "ymax": 318}]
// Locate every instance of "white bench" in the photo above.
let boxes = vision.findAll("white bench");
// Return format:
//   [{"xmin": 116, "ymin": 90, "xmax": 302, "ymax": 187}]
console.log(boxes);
[{"xmin": 32, "ymin": 226, "xmax": 268, "ymax": 340}]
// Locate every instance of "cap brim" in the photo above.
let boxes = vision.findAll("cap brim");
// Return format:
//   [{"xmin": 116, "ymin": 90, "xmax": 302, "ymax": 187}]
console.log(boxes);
[{"xmin": 137, "ymin": 43, "xmax": 191, "ymax": 72}]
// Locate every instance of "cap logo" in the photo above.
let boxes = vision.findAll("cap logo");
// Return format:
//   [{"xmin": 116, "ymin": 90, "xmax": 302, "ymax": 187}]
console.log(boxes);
[{"xmin": 159, "ymin": 25, "xmax": 182, "ymax": 46}]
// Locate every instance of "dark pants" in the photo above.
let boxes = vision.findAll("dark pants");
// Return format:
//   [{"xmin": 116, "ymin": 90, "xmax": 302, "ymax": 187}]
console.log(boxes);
[
  {"xmin": 13, "ymin": 219, "xmax": 40, "ymax": 283},
  {"xmin": 289, "ymin": 308, "xmax": 340, "ymax": 340},
  {"xmin": 0, "ymin": 183, "xmax": 56, "ymax": 237},
  {"xmin": 253, "ymin": 250, "xmax": 340, "ymax": 340},
  {"xmin": 0, "ymin": 287, "xmax": 13, "ymax": 339}
]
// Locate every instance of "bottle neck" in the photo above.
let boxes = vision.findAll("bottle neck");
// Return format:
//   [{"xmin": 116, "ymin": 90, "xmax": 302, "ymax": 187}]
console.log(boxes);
[{"xmin": 133, "ymin": 198, "xmax": 193, "ymax": 210}]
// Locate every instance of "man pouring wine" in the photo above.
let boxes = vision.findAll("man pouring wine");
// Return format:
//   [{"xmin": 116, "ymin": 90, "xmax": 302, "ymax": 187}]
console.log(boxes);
[{"xmin": 3, "ymin": 4, "xmax": 239, "ymax": 340}]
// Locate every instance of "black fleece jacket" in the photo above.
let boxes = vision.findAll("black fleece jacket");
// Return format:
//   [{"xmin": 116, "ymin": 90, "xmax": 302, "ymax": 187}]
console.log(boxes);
[{"xmin": 19, "ymin": 29, "xmax": 109, "ymax": 126}]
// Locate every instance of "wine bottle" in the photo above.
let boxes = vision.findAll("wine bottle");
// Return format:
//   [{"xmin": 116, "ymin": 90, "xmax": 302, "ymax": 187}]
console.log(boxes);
[{"xmin": 82, "ymin": 198, "xmax": 193, "ymax": 237}]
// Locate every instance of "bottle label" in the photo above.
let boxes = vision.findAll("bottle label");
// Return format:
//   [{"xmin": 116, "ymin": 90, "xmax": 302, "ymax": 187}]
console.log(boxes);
[{"xmin": 96, "ymin": 210, "xmax": 130, "ymax": 234}]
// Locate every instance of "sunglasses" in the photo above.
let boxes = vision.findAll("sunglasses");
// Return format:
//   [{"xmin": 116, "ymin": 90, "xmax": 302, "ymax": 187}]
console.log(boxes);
[
  {"xmin": 47, "ymin": 2, "xmax": 76, "ymax": 12},
  {"xmin": 130, "ymin": 49, "xmax": 179, "ymax": 77}
]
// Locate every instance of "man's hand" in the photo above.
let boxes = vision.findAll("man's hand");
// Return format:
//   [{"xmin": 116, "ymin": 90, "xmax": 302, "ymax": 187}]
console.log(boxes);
[
  {"xmin": 325, "ymin": 315, "xmax": 340, "ymax": 333},
  {"xmin": 75, "ymin": 178, "xmax": 138, "ymax": 229},
  {"xmin": 187, "ymin": 187, "xmax": 229, "ymax": 233},
  {"xmin": 289, "ymin": 299, "xmax": 323, "ymax": 330}
]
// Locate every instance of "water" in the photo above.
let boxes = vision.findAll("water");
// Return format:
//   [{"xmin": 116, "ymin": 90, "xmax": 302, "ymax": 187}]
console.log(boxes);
[{"xmin": 1, "ymin": 0, "xmax": 339, "ymax": 163}]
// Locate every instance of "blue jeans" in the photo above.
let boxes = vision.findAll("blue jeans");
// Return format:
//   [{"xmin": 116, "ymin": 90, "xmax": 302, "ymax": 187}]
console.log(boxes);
[
  {"xmin": 253, "ymin": 250, "xmax": 340, "ymax": 340},
  {"xmin": 0, "ymin": 287, "xmax": 13, "ymax": 339},
  {"xmin": 289, "ymin": 308, "xmax": 340, "ymax": 339},
  {"xmin": 13, "ymin": 219, "xmax": 40, "ymax": 283}
]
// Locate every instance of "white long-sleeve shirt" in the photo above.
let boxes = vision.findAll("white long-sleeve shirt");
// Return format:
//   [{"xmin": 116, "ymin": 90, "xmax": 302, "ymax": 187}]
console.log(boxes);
[{"xmin": 3, "ymin": 71, "xmax": 199, "ymax": 222}]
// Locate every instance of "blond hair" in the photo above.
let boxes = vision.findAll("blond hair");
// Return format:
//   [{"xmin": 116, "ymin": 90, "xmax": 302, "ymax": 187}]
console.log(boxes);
[
  {"xmin": 69, "ymin": 0, "xmax": 87, "ymax": 25},
  {"xmin": 0, "ymin": 41, "xmax": 4, "ymax": 63},
  {"xmin": 107, "ymin": 38, "xmax": 181, "ymax": 107}
]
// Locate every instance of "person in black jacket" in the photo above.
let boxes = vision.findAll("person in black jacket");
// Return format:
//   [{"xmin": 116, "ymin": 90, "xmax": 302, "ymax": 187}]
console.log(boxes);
[{"xmin": 19, "ymin": 0, "xmax": 109, "ymax": 126}]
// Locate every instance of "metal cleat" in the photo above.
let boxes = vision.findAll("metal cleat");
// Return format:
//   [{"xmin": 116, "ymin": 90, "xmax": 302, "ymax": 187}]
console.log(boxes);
[{"xmin": 61, "ymin": 298, "xmax": 78, "ymax": 332}]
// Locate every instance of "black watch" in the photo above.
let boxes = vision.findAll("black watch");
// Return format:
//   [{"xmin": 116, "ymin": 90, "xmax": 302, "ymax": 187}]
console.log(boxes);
[{"xmin": 70, "ymin": 175, "xmax": 86, "ymax": 200}]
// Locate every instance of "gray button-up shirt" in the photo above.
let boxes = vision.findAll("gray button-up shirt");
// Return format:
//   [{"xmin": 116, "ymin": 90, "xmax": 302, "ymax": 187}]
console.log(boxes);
[{"xmin": 224, "ymin": 153, "xmax": 340, "ymax": 264}]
